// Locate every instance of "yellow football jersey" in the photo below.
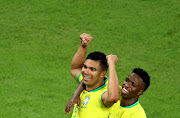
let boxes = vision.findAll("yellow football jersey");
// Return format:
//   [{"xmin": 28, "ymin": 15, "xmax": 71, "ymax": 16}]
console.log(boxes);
[
  {"xmin": 71, "ymin": 74, "xmax": 109, "ymax": 118},
  {"xmin": 109, "ymin": 95, "xmax": 147, "ymax": 118}
]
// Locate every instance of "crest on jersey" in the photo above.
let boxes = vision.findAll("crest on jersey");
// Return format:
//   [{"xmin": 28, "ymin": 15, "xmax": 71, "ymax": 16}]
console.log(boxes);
[{"xmin": 83, "ymin": 96, "xmax": 90, "ymax": 105}]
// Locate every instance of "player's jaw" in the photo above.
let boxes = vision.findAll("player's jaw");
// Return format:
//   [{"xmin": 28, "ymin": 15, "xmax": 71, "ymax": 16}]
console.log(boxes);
[{"xmin": 82, "ymin": 73, "xmax": 102, "ymax": 90}]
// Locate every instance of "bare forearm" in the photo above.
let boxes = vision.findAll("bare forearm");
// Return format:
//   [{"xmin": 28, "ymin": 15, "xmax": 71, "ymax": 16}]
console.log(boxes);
[
  {"xmin": 102, "ymin": 55, "xmax": 119, "ymax": 107},
  {"xmin": 73, "ymin": 80, "xmax": 85, "ymax": 96},
  {"xmin": 70, "ymin": 33, "xmax": 93, "ymax": 81},
  {"xmin": 108, "ymin": 64, "xmax": 119, "ymax": 102},
  {"xmin": 71, "ymin": 45, "xmax": 87, "ymax": 70},
  {"xmin": 65, "ymin": 80, "xmax": 85, "ymax": 114}
]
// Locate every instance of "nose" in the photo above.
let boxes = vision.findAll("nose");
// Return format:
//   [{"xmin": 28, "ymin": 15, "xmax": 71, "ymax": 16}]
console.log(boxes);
[
  {"xmin": 82, "ymin": 68, "xmax": 89, "ymax": 75},
  {"xmin": 123, "ymin": 82, "xmax": 130, "ymax": 88}
]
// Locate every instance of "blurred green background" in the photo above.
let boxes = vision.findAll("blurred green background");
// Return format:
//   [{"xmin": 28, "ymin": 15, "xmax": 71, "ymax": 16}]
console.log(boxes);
[{"xmin": 0, "ymin": 0, "xmax": 179, "ymax": 117}]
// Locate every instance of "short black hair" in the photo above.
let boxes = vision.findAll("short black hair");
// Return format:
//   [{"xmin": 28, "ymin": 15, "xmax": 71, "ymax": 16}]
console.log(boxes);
[
  {"xmin": 133, "ymin": 68, "xmax": 150, "ymax": 91},
  {"xmin": 86, "ymin": 51, "xmax": 108, "ymax": 71}
]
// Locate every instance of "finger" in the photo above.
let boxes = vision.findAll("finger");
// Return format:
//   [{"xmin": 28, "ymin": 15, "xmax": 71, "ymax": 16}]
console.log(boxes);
[
  {"xmin": 80, "ymin": 38, "xmax": 85, "ymax": 44},
  {"xmin": 86, "ymin": 34, "xmax": 91, "ymax": 37},
  {"xmin": 80, "ymin": 34, "xmax": 83, "ymax": 39},
  {"xmin": 106, "ymin": 56, "xmax": 108, "ymax": 59},
  {"xmin": 82, "ymin": 38, "xmax": 85, "ymax": 41},
  {"xmin": 65, "ymin": 103, "xmax": 70, "ymax": 114},
  {"xmin": 86, "ymin": 38, "xmax": 92, "ymax": 42},
  {"xmin": 86, "ymin": 37, "xmax": 93, "ymax": 42},
  {"xmin": 65, "ymin": 101, "xmax": 73, "ymax": 114},
  {"xmin": 69, "ymin": 103, "xmax": 73, "ymax": 113},
  {"xmin": 80, "ymin": 34, "xmax": 85, "ymax": 39},
  {"xmin": 67, "ymin": 104, "xmax": 72, "ymax": 114},
  {"xmin": 80, "ymin": 36, "xmax": 84, "ymax": 40},
  {"xmin": 77, "ymin": 99, "xmax": 81, "ymax": 108}
]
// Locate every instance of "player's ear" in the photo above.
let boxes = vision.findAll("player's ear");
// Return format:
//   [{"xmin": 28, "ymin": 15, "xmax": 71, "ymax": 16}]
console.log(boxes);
[
  {"xmin": 101, "ymin": 71, "xmax": 107, "ymax": 78},
  {"xmin": 138, "ymin": 90, "xmax": 144, "ymax": 96}
]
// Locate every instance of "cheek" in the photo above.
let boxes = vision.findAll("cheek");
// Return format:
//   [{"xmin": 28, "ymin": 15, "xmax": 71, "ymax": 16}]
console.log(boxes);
[
  {"xmin": 92, "ymin": 72, "xmax": 101, "ymax": 79},
  {"xmin": 122, "ymin": 82, "xmax": 129, "ymax": 87},
  {"xmin": 92, "ymin": 72, "xmax": 98, "ymax": 78},
  {"xmin": 132, "ymin": 88, "xmax": 140, "ymax": 94},
  {"xmin": 81, "ymin": 67, "xmax": 85, "ymax": 71},
  {"xmin": 81, "ymin": 69, "xmax": 84, "ymax": 73}
]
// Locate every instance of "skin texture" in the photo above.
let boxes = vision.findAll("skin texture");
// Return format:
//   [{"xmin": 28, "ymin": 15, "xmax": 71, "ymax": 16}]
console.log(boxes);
[
  {"xmin": 65, "ymin": 71, "xmax": 147, "ymax": 113},
  {"xmin": 81, "ymin": 59, "xmax": 105, "ymax": 91},
  {"xmin": 121, "ymin": 73, "xmax": 145, "ymax": 107},
  {"xmin": 70, "ymin": 33, "xmax": 93, "ymax": 83},
  {"xmin": 65, "ymin": 33, "xmax": 119, "ymax": 114},
  {"xmin": 65, "ymin": 33, "xmax": 148, "ymax": 114},
  {"xmin": 101, "ymin": 55, "xmax": 119, "ymax": 107},
  {"xmin": 65, "ymin": 80, "xmax": 84, "ymax": 114}
]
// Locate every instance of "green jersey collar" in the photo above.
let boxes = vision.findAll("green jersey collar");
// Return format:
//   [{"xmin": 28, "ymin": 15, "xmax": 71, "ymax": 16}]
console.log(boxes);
[
  {"xmin": 123, "ymin": 100, "xmax": 139, "ymax": 108},
  {"xmin": 87, "ymin": 83, "xmax": 106, "ymax": 92}
]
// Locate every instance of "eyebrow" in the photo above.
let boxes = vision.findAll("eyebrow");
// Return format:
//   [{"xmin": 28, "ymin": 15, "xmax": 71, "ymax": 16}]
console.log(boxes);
[
  {"xmin": 83, "ymin": 64, "xmax": 97, "ymax": 70},
  {"xmin": 126, "ymin": 78, "xmax": 137, "ymax": 84}
]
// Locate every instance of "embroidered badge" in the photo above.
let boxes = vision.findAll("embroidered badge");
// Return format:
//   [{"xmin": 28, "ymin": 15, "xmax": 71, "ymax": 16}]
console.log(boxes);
[{"xmin": 83, "ymin": 97, "xmax": 90, "ymax": 105}]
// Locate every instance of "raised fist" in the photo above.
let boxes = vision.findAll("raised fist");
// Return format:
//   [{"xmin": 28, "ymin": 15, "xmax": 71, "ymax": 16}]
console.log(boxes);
[{"xmin": 80, "ymin": 33, "xmax": 93, "ymax": 47}]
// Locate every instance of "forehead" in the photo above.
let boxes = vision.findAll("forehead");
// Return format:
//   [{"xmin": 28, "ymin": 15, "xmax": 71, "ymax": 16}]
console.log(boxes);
[
  {"xmin": 84, "ymin": 59, "xmax": 101, "ymax": 68},
  {"xmin": 127, "ymin": 73, "xmax": 144, "ymax": 85}
]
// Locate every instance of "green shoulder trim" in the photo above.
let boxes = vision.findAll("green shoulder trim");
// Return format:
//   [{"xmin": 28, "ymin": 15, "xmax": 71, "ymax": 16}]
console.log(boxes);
[
  {"xmin": 104, "ymin": 77, "xmax": 108, "ymax": 85},
  {"xmin": 88, "ymin": 83, "xmax": 106, "ymax": 92},
  {"xmin": 101, "ymin": 92, "xmax": 108, "ymax": 107},
  {"xmin": 123, "ymin": 100, "xmax": 139, "ymax": 108},
  {"xmin": 78, "ymin": 73, "xmax": 82, "ymax": 83}
]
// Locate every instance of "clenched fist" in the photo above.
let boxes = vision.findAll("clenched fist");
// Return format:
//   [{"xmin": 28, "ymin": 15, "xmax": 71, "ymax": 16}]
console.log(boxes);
[
  {"xmin": 106, "ymin": 55, "xmax": 118, "ymax": 66},
  {"xmin": 80, "ymin": 33, "xmax": 93, "ymax": 47}
]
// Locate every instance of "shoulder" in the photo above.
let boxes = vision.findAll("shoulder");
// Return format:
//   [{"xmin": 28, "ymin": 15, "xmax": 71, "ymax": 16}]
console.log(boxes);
[
  {"xmin": 127, "ymin": 103, "xmax": 147, "ymax": 118},
  {"xmin": 137, "ymin": 103, "xmax": 147, "ymax": 117}
]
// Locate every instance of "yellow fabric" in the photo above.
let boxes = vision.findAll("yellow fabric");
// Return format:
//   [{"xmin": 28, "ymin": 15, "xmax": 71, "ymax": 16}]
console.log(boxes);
[
  {"xmin": 72, "ymin": 74, "xmax": 109, "ymax": 118},
  {"xmin": 74, "ymin": 74, "xmax": 147, "ymax": 118},
  {"xmin": 109, "ymin": 88, "xmax": 147, "ymax": 118},
  {"xmin": 77, "ymin": 73, "xmax": 83, "ymax": 82}
]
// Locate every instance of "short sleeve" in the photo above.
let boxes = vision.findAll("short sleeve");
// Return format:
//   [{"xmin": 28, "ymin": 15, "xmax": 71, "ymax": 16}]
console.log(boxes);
[{"xmin": 78, "ymin": 73, "xmax": 83, "ymax": 82}]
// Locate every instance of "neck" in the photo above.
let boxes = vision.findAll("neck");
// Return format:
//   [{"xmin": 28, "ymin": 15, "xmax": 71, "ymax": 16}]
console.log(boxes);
[
  {"xmin": 86, "ymin": 81, "xmax": 104, "ymax": 91},
  {"xmin": 120, "ymin": 97, "xmax": 138, "ymax": 107}
]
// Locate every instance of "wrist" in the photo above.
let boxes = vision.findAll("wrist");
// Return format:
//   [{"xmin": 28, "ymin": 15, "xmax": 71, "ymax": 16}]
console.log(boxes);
[
  {"xmin": 80, "ymin": 44, "xmax": 88, "ymax": 48},
  {"xmin": 108, "ymin": 63, "xmax": 116, "ymax": 67}
]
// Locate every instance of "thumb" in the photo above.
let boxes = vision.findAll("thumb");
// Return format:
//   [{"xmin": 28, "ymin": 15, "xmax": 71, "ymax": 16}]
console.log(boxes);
[{"xmin": 77, "ymin": 99, "xmax": 81, "ymax": 108}]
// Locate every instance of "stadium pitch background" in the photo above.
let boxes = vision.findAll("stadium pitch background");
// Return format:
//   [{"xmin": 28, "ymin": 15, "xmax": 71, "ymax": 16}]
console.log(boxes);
[{"xmin": 0, "ymin": 0, "xmax": 179, "ymax": 118}]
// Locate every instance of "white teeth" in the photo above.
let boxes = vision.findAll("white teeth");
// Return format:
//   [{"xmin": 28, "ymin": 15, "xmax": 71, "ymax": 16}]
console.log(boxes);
[
  {"xmin": 83, "ymin": 76, "xmax": 90, "ymax": 79},
  {"xmin": 123, "ymin": 88, "xmax": 129, "ymax": 92}
]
